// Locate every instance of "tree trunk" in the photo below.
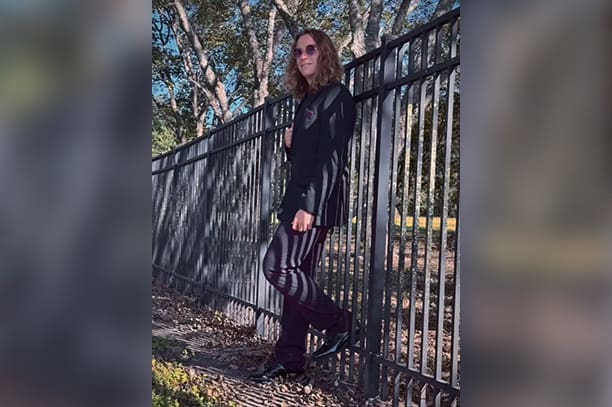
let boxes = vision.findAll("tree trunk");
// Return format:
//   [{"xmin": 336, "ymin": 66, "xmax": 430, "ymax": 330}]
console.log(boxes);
[
  {"xmin": 173, "ymin": 0, "xmax": 232, "ymax": 123},
  {"xmin": 365, "ymin": 0, "xmax": 383, "ymax": 51},
  {"xmin": 261, "ymin": 10, "xmax": 285, "ymax": 100},
  {"xmin": 196, "ymin": 111, "xmax": 207, "ymax": 139},
  {"xmin": 348, "ymin": 0, "xmax": 366, "ymax": 57}
]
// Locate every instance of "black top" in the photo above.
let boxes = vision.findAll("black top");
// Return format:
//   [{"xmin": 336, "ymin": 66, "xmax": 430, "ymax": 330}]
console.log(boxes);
[{"xmin": 277, "ymin": 81, "xmax": 357, "ymax": 227}]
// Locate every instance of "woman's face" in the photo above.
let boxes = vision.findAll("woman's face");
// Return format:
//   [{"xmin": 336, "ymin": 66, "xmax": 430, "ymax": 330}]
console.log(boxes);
[{"xmin": 294, "ymin": 34, "xmax": 319, "ymax": 84}]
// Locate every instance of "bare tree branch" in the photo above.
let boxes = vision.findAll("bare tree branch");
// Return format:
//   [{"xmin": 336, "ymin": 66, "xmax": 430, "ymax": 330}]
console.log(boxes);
[
  {"xmin": 239, "ymin": 2, "xmax": 283, "ymax": 106},
  {"xmin": 336, "ymin": 32, "xmax": 353, "ymax": 58},
  {"xmin": 270, "ymin": 0, "xmax": 300, "ymax": 38},
  {"xmin": 173, "ymin": 0, "xmax": 232, "ymax": 123},
  {"xmin": 152, "ymin": 19, "xmax": 169, "ymax": 46},
  {"xmin": 391, "ymin": 0, "xmax": 420, "ymax": 36},
  {"xmin": 152, "ymin": 96, "xmax": 166, "ymax": 111},
  {"xmin": 433, "ymin": 0, "xmax": 454, "ymax": 17},
  {"xmin": 239, "ymin": 0, "xmax": 263, "ymax": 75},
  {"xmin": 159, "ymin": 69, "xmax": 185, "ymax": 143},
  {"xmin": 196, "ymin": 109, "xmax": 208, "ymax": 139},
  {"xmin": 169, "ymin": 14, "xmax": 214, "ymax": 138},
  {"xmin": 238, "ymin": 0, "xmax": 265, "ymax": 105}
]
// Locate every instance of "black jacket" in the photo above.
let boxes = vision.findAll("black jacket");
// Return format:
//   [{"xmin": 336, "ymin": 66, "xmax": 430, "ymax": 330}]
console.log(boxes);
[{"xmin": 277, "ymin": 81, "xmax": 357, "ymax": 227}]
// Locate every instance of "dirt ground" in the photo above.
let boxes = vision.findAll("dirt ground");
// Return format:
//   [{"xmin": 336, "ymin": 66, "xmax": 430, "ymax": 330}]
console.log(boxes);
[{"xmin": 152, "ymin": 281, "xmax": 394, "ymax": 406}]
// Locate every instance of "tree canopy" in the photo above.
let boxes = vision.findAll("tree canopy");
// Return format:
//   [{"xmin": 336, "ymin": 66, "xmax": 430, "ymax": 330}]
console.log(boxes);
[{"xmin": 152, "ymin": 0, "xmax": 459, "ymax": 155}]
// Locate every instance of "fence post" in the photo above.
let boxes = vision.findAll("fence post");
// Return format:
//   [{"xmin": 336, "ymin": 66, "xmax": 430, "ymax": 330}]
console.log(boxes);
[
  {"xmin": 365, "ymin": 35, "xmax": 397, "ymax": 399},
  {"xmin": 256, "ymin": 97, "xmax": 274, "ymax": 336}
]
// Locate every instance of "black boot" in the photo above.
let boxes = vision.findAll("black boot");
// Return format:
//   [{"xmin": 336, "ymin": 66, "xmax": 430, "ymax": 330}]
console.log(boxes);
[
  {"xmin": 247, "ymin": 362, "xmax": 303, "ymax": 383},
  {"xmin": 310, "ymin": 323, "xmax": 360, "ymax": 361}
]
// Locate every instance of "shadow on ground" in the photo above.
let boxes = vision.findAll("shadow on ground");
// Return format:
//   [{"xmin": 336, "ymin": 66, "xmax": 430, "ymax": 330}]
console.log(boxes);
[{"xmin": 152, "ymin": 281, "xmax": 368, "ymax": 406}]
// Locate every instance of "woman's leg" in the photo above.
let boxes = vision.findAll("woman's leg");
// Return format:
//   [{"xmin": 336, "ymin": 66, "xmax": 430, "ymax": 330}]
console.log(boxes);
[
  {"xmin": 263, "ymin": 222, "xmax": 348, "ymax": 337},
  {"xmin": 273, "ymin": 226, "xmax": 330, "ymax": 370}
]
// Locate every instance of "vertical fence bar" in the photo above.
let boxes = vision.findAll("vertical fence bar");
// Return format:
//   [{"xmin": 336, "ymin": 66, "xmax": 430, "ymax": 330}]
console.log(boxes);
[
  {"xmin": 407, "ymin": 41, "xmax": 428, "ymax": 406},
  {"xmin": 449, "ymin": 15, "xmax": 460, "ymax": 392},
  {"xmin": 435, "ymin": 41, "xmax": 451, "ymax": 389},
  {"xmin": 422, "ymin": 49, "xmax": 442, "ymax": 378},
  {"xmin": 381, "ymin": 41, "xmax": 402, "ymax": 402},
  {"xmin": 209, "ymin": 135, "xmax": 218, "ymax": 310},
  {"xmin": 342, "ymin": 65, "xmax": 357, "ymax": 382},
  {"xmin": 199, "ymin": 136, "xmax": 210, "ymax": 303},
  {"xmin": 365, "ymin": 36, "xmax": 397, "ymax": 399},
  {"xmin": 451, "ymin": 213, "xmax": 460, "ymax": 388},
  {"xmin": 256, "ymin": 97, "xmax": 274, "ymax": 336},
  {"xmin": 169, "ymin": 149, "xmax": 181, "ymax": 288},
  {"xmin": 350, "ymin": 80, "xmax": 367, "ymax": 384}
]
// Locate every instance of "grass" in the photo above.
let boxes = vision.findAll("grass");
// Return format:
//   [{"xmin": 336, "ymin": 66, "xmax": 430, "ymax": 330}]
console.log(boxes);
[
  {"xmin": 394, "ymin": 215, "xmax": 456, "ymax": 231},
  {"xmin": 351, "ymin": 216, "xmax": 457, "ymax": 231},
  {"xmin": 152, "ymin": 337, "xmax": 235, "ymax": 407}
]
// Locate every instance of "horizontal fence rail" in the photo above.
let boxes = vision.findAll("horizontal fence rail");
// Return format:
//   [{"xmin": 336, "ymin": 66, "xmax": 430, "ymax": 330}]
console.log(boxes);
[{"xmin": 152, "ymin": 8, "xmax": 460, "ymax": 405}]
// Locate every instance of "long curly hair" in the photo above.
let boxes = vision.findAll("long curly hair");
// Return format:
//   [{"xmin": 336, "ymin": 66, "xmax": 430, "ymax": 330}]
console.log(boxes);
[{"xmin": 285, "ymin": 29, "xmax": 344, "ymax": 100}]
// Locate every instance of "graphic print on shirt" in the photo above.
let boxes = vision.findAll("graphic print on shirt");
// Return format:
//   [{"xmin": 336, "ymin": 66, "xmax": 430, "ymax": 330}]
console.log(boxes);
[{"xmin": 303, "ymin": 107, "xmax": 317, "ymax": 129}]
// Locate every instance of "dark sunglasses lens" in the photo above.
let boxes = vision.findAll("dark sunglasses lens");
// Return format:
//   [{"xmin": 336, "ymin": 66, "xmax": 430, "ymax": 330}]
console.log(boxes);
[
  {"xmin": 306, "ymin": 44, "xmax": 316, "ymax": 55},
  {"xmin": 293, "ymin": 45, "xmax": 317, "ymax": 58}
]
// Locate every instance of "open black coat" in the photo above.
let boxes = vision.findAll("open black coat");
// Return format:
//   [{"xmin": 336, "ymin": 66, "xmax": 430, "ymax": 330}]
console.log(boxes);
[{"xmin": 277, "ymin": 81, "xmax": 357, "ymax": 227}]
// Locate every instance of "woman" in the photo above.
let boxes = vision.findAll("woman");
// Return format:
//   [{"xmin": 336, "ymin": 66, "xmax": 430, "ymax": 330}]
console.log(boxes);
[{"xmin": 249, "ymin": 29, "xmax": 357, "ymax": 382}]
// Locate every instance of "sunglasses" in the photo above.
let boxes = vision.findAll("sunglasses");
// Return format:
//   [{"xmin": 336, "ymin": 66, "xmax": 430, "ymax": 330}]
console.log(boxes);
[{"xmin": 293, "ymin": 44, "xmax": 318, "ymax": 59}]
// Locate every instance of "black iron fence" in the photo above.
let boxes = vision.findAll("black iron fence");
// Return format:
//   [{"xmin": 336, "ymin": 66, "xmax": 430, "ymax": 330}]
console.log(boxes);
[{"xmin": 153, "ymin": 8, "xmax": 460, "ymax": 405}]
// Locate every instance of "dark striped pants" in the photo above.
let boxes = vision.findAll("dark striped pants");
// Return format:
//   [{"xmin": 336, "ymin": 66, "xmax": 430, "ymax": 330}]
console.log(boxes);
[{"xmin": 262, "ymin": 222, "xmax": 350, "ymax": 371}]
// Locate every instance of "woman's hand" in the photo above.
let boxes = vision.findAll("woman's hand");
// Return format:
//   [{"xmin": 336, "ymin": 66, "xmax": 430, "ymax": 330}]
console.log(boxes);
[{"xmin": 291, "ymin": 209, "xmax": 314, "ymax": 232}]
